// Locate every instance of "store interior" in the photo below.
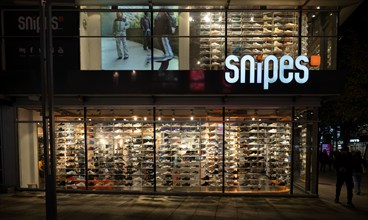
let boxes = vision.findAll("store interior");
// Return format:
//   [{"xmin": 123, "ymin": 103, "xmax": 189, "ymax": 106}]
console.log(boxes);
[{"xmin": 17, "ymin": 107, "xmax": 314, "ymax": 194}]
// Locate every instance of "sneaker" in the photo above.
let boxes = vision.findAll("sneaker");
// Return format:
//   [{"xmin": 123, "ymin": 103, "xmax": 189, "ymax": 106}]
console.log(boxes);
[
  {"xmin": 285, "ymin": 23, "xmax": 296, "ymax": 28},
  {"xmin": 252, "ymin": 42, "xmax": 262, "ymax": 47},
  {"xmin": 263, "ymin": 28, "xmax": 272, "ymax": 33},
  {"xmin": 201, "ymin": 175, "xmax": 210, "ymax": 180},
  {"xmin": 284, "ymin": 30, "xmax": 294, "ymax": 35},
  {"xmin": 274, "ymin": 27, "xmax": 284, "ymax": 34},
  {"xmin": 274, "ymin": 47, "xmax": 283, "ymax": 53},
  {"xmin": 212, "ymin": 55, "xmax": 220, "ymax": 59},
  {"xmin": 212, "ymin": 49, "xmax": 221, "ymax": 54},
  {"xmin": 263, "ymin": 15, "xmax": 272, "ymax": 20},
  {"xmin": 76, "ymin": 182, "xmax": 85, "ymax": 187}
]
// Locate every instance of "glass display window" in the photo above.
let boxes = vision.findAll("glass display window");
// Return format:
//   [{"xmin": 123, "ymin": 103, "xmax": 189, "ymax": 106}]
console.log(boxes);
[
  {"xmin": 78, "ymin": 7, "xmax": 337, "ymax": 71},
  {"xmin": 293, "ymin": 107, "xmax": 318, "ymax": 194},
  {"xmin": 85, "ymin": 108, "xmax": 154, "ymax": 191},
  {"xmin": 155, "ymin": 108, "xmax": 223, "ymax": 192},
  {"xmin": 224, "ymin": 108, "xmax": 292, "ymax": 193},
  {"xmin": 17, "ymin": 106, "xmax": 318, "ymax": 195}
]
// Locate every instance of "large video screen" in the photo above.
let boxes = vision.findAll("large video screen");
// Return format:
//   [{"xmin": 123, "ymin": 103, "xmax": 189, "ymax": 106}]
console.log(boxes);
[{"xmin": 80, "ymin": 9, "xmax": 179, "ymax": 71}]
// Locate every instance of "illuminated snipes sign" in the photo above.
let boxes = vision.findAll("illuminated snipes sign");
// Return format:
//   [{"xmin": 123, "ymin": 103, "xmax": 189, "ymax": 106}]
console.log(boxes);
[{"xmin": 224, "ymin": 55, "xmax": 320, "ymax": 90}]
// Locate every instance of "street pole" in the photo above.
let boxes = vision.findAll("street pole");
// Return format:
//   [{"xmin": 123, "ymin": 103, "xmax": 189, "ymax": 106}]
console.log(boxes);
[{"xmin": 40, "ymin": 0, "xmax": 57, "ymax": 219}]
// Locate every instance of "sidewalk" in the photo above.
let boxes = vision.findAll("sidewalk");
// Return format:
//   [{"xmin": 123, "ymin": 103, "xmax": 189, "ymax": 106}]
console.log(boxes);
[
  {"xmin": 1, "ymin": 171, "xmax": 367, "ymax": 220},
  {"xmin": 318, "ymin": 170, "xmax": 368, "ymax": 215}
]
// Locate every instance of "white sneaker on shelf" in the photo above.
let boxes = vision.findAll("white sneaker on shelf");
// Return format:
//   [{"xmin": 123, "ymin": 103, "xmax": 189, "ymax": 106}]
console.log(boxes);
[
  {"xmin": 274, "ymin": 47, "xmax": 283, "ymax": 53},
  {"xmin": 274, "ymin": 27, "xmax": 284, "ymax": 34},
  {"xmin": 263, "ymin": 28, "xmax": 272, "ymax": 33},
  {"xmin": 263, "ymin": 15, "xmax": 272, "ymax": 20},
  {"xmin": 273, "ymin": 41, "xmax": 283, "ymax": 47},
  {"xmin": 285, "ymin": 23, "xmax": 296, "ymax": 28}
]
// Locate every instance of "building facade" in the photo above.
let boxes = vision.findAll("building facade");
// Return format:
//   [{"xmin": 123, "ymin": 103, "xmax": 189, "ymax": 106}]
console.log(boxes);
[{"xmin": 0, "ymin": 0, "xmax": 362, "ymax": 195}]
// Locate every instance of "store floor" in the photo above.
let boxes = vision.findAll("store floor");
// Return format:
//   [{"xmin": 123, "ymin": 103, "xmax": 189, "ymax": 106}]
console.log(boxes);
[
  {"xmin": 101, "ymin": 38, "xmax": 179, "ymax": 70},
  {"xmin": 1, "ymin": 171, "xmax": 368, "ymax": 220}
]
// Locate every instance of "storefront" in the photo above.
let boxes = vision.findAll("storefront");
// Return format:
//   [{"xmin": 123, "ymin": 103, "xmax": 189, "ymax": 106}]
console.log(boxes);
[{"xmin": 0, "ymin": 0, "xmax": 358, "ymax": 196}]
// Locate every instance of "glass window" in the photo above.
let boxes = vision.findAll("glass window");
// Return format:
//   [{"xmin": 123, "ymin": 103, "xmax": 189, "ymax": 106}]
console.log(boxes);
[
  {"xmin": 79, "ymin": 8, "xmax": 338, "ymax": 71},
  {"xmin": 225, "ymin": 108, "xmax": 292, "ymax": 193},
  {"xmin": 85, "ymin": 108, "xmax": 154, "ymax": 192},
  {"xmin": 293, "ymin": 107, "xmax": 317, "ymax": 195},
  {"xmin": 54, "ymin": 108, "xmax": 85, "ymax": 190},
  {"xmin": 303, "ymin": 11, "xmax": 338, "ymax": 70},
  {"xmin": 17, "ymin": 108, "xmax": 44, "ymax": 189},
  {"xmin": 155, "ymin": 108, "xmax": 223, "ymax": 192}
]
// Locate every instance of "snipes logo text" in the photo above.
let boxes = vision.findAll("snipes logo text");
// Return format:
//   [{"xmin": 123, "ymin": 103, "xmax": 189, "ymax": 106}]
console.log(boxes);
[{"xmin": 225, "ymin": 55, "xmax": 319, "ymax": 90}]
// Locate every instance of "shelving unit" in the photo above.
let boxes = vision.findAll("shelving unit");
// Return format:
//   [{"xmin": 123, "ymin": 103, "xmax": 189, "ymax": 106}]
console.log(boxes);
[
  {"xmin": 198, "ymin": 11, "xmax": 302, "ymax": 70},
  {"xmin": 55, "ymin": 122, "xmax": 85, "ymax": 190},
  {"xmin": 86, "ymin": 122, "xmax": 155, "ymax": 191},
  {"xmin": 54, "ymin": 118, "xmax": 292, "ymax": 193},
  {"xmin": 225, "ymin": 121, "xmax": 291, "ymax": 191}
]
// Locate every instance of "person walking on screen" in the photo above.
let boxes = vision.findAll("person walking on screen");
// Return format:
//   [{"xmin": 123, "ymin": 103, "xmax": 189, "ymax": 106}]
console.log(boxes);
[
  {"xmin": 146, "ymin": 11, "xmax": 176, "ymax": 70},
  {"xmin": 333, "ymin": 146, "xmax": 354, "ymax": 207},
  {"xmin": 140, "ymin": 12, "xmax": 151, "ymax": 51},
  {"xmin": 113, "ymin": 12, "xmax": 129, "ymax": 60}
]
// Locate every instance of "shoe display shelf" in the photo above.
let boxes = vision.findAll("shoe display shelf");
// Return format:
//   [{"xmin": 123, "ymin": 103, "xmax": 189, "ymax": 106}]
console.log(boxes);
[
  {"xmin": 155, "ymin": 122, "xmax": 224, "ymax": 192},
  {"xmin": 86, "ymin": 122, "xmax": 154, "ymax": 191},
  {"xmin": 199, "ymin": 122, "xmax": 223, "ymax": 191},
  {"xmin": 224, "ymin": 124, "xmax": 240, "ymax": 191},
  {"xmin": 226, "ymin": 12, "xmax": 299, "ymax": 60},
  {"xmin": 264, "ymin": 123, "xmax": 291, "ymax": 188},
  {"xmin": 298, "ymin": 127, "xmax": 308, "ymax": 180},
  {"xmin": 199, "ymin": 12, "xmax": 226, "ymax": 70},
  {"xmin": 53, "ymin": 117, "xmax": 293, "ymax": 193},
  {"xmin": 223, "ymin": 121, "xmax": 291, "ymax": 192},
  {"xmin": 55, "ymin": 122, "xmax": 86, "ymax": 190}
]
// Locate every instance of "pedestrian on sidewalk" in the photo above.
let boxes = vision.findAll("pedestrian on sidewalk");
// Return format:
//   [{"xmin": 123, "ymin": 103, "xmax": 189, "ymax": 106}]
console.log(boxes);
[
  {"xmin": 333, "ymin": 146, "xmax": 354, "ymax": 207},
  {"xmin": 352, "ymin": 151, "xmax": 367, "ymax": 195},
  {"xmin": 320, "ymin": 149, "xmax": 329, "ymax": 173}
]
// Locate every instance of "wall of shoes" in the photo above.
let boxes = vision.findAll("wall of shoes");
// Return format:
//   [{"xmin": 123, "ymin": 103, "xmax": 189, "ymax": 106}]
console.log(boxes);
[
  {"xmin": 55, "ymin": 122, "xmax": 86, "ymax": 189},
  {"xmin": 199, "ymin": 12, "xmax": 226, "ymax": 70},
  {"xmin": 300, "ymin": 127, "xmax": 308, "ymax": 179},
  {"xmin": 225, "ymin": 122, "xmax": 291, "ymax": 191},
  {"xmin": 156, "ymin": 122, "xmax": 223, "ymax": 191},
  {"xmin": 86, "ymin": 122, "xmax": 155, "ymax": 191},
  {"xmin": 197, "ymin": 11, "xmax": 304, "ymax": 70},
  {"xmin": 53, "ymin": 119, "xmax": 292, "ymax": 192}
]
